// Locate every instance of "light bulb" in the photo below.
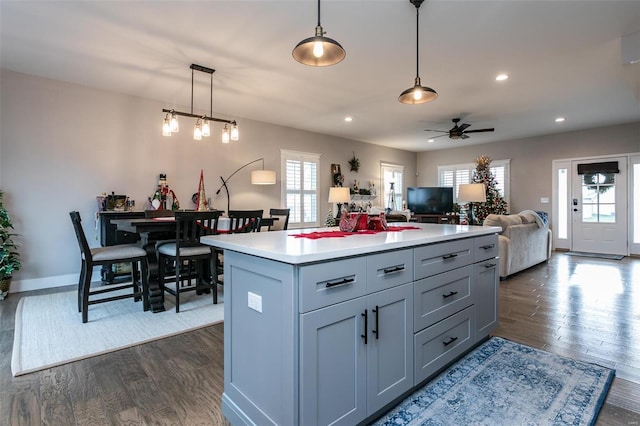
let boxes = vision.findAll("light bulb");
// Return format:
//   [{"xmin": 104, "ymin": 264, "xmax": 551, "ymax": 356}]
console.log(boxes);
[
  {"xmin": 221, "ymin": 124, "xmax": 230, "ymax": 144},
  {"xmin": 202, "ymin": 119, "xmax": 210, "ymax": 137},
  {"xmin": 162, "ymin": 114, "xmax": 172, "ymax": 136},
  {"xmin": 194, "ymin": 120, "xmax": 202, "ymax": 140},
  {"xmin": 170, "ymin": 112, "xmax": 179, "ymax": 133},
  {"xmin": 230, "ymin": 123, "xmax": 239, "ymax": 141},
  {"xmin": 413, "ymin": 88, "xmax": 423, "ymax": 101},
  {"xmin": 313, "ymin": 41, "xmax": 324, "ymax": 58}
]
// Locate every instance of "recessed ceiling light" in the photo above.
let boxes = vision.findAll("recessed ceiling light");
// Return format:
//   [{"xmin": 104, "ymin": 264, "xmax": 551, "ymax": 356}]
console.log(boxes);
[
  {"xmin": 344, "ymin": 116, "xmax": 353, "ymax": 122},
  {"xmin": 495, "ymin": 73, "xmax": 509, "ymax": 81},
  {"xmin": 555, "ymin": 117, "xmax": 565, "ymax": 123},
  {"xmin": 428, "ymin": 139, "xmax": 435, "ymax": 143}
]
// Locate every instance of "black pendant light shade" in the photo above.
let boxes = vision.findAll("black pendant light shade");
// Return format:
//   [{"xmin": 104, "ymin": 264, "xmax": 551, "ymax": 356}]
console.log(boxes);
[
  {"xmin": 293, "ymin": 0, "xmax": 345, "ymax": 67},
  {"xmin": 399, "ymin": 0, "xmax": 437, "ymax": 104}
]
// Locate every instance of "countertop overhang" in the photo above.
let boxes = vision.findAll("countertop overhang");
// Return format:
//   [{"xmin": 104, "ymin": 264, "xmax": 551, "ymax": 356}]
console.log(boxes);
[{"xmin": 200, "ymin": 223, "xmax": 501, "ymax": 265}]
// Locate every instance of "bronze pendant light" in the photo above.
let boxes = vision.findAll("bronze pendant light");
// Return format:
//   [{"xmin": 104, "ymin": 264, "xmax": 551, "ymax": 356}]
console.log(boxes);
[
  {"xmin": 292, "ymin": 0, "xmax": 345, "ymax": 67},
  {"xmin": 398, "ymin": 0, "xmax": 438, "ymax": 104}
]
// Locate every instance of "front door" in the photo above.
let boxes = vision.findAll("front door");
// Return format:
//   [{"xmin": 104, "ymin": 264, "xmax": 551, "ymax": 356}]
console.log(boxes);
[{"xmin": 571, "ymin": 157, "xmax": 627, "ymax": 255}]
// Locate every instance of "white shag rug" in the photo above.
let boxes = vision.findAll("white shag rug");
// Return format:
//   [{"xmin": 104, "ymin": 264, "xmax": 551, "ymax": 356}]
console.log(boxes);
[{"xmin": 12, "ymin": 289, "xmax": 223, "ymax": 376}]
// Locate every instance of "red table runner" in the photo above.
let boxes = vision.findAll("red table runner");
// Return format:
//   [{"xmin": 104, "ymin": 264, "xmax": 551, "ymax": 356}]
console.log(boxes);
[{"xmin": 291, "ymin": 226, "xmax": 421, "ymax": 240}]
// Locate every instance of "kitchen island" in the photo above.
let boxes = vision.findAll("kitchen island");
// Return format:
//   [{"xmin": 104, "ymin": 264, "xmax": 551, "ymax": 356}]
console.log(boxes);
[{"xmin": 201, "ymin": 223, "xmax": 501, "ymax": 426}]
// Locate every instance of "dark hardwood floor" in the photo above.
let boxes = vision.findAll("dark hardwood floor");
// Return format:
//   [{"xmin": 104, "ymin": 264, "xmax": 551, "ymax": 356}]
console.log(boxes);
[{"xmin": 1, "ymin": 252, "xmax": 639, "ymax": 425}]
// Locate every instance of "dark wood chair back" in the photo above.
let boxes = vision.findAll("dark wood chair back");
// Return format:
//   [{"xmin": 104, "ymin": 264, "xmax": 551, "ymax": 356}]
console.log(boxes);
[
  {"xmin": 69, "ymin": 211, "xmax": 93, "ymax": 262},
  {"xmin": 228, "ymin": 210, "xmax": 263, "ymax": 233},
  {"xmin": 268, "ymin": 208, "xmax": 290, "ymax": 231},
  {"xmin": 174, "ymin": 210, "xmax": 223, "ymax": 248}
]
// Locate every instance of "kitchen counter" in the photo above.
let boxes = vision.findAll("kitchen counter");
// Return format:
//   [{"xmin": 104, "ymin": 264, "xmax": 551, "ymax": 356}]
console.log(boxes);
[{"xmin": 200, "ymin": 223, "xmax": 500, "ymax": 264}]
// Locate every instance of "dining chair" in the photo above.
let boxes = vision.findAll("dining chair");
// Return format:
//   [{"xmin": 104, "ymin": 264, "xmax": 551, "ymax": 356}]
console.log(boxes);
[
  {"xmin": 267, "ymin": 208, "xmax": 290, "ymax": 231},
  {"xmin": 156, "ymin": 210, "xmax": 223, "ymax": 312},
  {"xmin": 69, "ymin": 211, "xmax": 149, "ymax": 323},
  {"xmin": 227, "ymin": 210, "xmax": 264, "ymax": 233}
]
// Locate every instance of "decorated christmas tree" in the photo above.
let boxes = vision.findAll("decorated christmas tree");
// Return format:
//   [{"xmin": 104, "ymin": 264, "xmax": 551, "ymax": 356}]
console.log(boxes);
[{"xmin": 472, "ymin": 156, "xmax": 508, "ymax": 222}]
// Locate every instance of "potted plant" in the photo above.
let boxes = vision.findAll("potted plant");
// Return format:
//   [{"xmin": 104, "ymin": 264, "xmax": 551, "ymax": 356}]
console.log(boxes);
[{"xmin": 0, "ymin": 191, "xmax": 21, "ymax": 300}]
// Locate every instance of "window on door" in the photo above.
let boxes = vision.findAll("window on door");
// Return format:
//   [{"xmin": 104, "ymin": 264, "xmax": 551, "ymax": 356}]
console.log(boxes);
[
  {"xmin": 281, "ymin": 150, "xmax": 320, "ymax": 228},
  {"xmin": 580, "ymin": 173, "xmax": 616, "ymax": 223}
]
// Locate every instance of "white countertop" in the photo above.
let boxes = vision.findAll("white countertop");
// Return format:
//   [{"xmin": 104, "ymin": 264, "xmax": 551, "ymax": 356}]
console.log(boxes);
[{"xmin": 200, "ymin": 223, "xmax": 501, "ymax": 265}]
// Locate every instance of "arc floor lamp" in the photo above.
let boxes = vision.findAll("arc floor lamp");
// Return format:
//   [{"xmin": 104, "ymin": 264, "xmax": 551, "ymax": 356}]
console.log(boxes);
[{"xmin": 215, "ymin": 158, "xmax": 276, "ymax": 213}]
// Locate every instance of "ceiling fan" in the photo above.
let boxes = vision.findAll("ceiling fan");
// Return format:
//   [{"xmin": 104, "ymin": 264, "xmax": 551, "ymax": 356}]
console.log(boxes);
[{"xmin": 424, "ymin": 118, "xmax": 495, "ymax": 140}]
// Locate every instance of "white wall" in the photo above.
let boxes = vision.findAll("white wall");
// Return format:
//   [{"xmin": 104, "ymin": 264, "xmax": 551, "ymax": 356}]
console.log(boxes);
[{"xmin": 0, "ymin": 69, "xmax": 416, "ymax": 292}]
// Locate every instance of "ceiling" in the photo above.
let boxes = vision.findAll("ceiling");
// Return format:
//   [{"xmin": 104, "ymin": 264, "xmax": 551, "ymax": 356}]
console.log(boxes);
[{"xmin": 1, "ymin": 1, "xmax": 639, "ymax": 152}]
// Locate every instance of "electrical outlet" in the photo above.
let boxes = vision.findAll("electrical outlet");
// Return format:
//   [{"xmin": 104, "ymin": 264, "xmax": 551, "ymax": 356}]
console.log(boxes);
[
  {"xmin": 540, "ymin": 197, "xmax": 549, "ymax": 204},
  {"xmin": 248, "ymin": 291, "xmax": 262, "ymax": 313}
]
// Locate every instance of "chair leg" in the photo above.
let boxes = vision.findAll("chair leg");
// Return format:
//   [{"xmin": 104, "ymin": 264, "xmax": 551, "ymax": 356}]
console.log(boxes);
[
  {"xmin": 211, "ymin": 255, "xmax": 218, "ymax": 305},
  {"xmin": 132, "ymin": 261, "xmax": 141, "ymax": 302},
  {"xmin": 141, "ymin": 258, "xmax": 150, "ymax": 311},
  {"xmin": 78, "ymin": 259, "xmax": 86, "ymax": 312},
  {"xmin": 174, "ymin": 263, "xmax": 180, "ymax": 313},
  {"xmin": 82, "ymin": 263, "xmax": 93, "ymax": 323}
]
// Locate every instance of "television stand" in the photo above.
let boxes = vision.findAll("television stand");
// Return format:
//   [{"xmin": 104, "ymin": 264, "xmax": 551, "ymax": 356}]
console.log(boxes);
[{"xmin": 411, "ymin": 213, "xmax": 459, "ymax": 224}]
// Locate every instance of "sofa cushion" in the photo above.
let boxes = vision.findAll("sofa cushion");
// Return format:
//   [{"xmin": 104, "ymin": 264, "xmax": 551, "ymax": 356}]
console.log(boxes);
[
  {"xmin": 519, "ymin": 213, "xmax": 537, "ymax": 224},
  {"xmin": 483, "ymin": 214, "xmax": 522, "ymax": 233}
]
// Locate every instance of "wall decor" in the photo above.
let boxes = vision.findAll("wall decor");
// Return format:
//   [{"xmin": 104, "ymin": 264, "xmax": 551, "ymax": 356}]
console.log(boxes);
[
  {"xmin": 348, "ymin": 153, "xmax": 360, "ymax": 172},
  {"xmin": 331, "ymin": 163, "xmax": 344, "ymax": 186}
]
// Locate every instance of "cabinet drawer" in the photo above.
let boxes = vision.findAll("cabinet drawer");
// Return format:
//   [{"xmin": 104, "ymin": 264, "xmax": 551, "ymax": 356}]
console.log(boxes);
[
  {"xmin": 414, "ymin": 238, "xmax": 474, "ymax": 280},
  {"xmin": 414, "ymin": 265, "xmax": 473, "ymax": 332},
  {"xmin": 414, "ymin": 306, "xmax": 475, "ymax": 385},
  {"xmin": 474, "ymin": 234, "xmax": 498, "ymax": 262},
  {"xmin": 367, "ymin": 249, "xmax": 414, "ymax": 293},
  {"xmin": 299, "ymin": 257, "xmax": 367, "ymax": 313}
]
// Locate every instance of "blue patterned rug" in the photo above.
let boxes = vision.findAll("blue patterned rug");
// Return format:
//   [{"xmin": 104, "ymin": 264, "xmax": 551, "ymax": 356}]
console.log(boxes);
[{"xmin": 374, "ymin": 337, "xmax": 614, "ymax": 426}]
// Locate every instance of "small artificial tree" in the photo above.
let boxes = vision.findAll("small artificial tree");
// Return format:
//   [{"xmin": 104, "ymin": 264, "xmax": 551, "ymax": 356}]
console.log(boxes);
[
  {"xmin": 0, "ymin": 191, "xmax": 21, "ymax": 299},
  {"xmin": 471, "ymin": 156, "xmax": 508, "ymax": 223}
]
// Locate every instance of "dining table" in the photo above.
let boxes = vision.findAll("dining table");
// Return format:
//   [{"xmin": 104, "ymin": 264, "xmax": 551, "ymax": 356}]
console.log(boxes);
[{"xmin": 112, "ymin": 214, "xmax": 276, "ymax": 312}]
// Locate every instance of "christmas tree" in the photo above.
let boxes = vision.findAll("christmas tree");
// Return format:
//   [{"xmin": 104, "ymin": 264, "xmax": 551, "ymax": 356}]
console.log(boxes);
[{"xmin": 471, "ymin": 155, "xmax": 508, "ymax": 222}]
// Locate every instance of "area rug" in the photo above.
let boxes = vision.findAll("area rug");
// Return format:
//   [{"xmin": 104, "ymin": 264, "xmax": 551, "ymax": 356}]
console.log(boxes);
[
  {"xmin": 566, "ymin": 251, "xmax": 624, "ymax": 260},
  {"xmin": 374, "ymin": 337, "xmax": 614, "ymax": 426},
  {"xmin": 12, "ymin": 289, "xmax": 223, "ymax": 376}
]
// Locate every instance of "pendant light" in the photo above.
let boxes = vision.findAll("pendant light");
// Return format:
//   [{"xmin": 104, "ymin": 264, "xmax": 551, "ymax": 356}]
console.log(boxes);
[
  {"xmin": 292, "ymin": 0, "xmax": 345, "ymax": 67},
  {"xmin": 398, "ymin": 0, "xmax": 438, "ymax": 104}
]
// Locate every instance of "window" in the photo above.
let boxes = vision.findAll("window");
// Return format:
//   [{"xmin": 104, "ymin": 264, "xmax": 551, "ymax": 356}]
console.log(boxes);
[
  {"xmin": 281, "ymin": 150, "xmax": 320, "ymax": 228},
  {"xmin": 438, "ymin": 159, "xmax": 510, "ymax": 207},
  {"xmin": 381, "ymin": 163, "xmax": 404, "ymax": 211}
]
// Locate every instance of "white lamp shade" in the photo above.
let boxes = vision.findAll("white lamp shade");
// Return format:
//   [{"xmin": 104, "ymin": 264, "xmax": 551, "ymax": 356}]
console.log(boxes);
[
  {"xmin": 328, "ymin": 187, "xmax": 351, "ymax": 203},
  {"xmin": 251, "ymin": 170, "xmax": 276, "ymax": 185},
  {"xmin": 458, "ymin": 183, "xmax": 487, "ymax": 203}
]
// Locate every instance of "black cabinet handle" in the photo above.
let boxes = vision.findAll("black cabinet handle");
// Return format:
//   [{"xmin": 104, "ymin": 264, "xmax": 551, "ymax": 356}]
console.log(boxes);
[
  {"xmin": 325, "ymin": 277, "xmax": 355, "ymax": 288},
  {"xmin": 361, "ymin": 310, "xmax": 368, "ymax": 345},
  {"xmin": 484, "ymin": 263, "xmax": 497, "ymax": 268},
  {"xmin": 383, "ymin": 265, "xmax": 405, "ymax": 274},
  {"xmin": 443, "ymin": 336, "xmax": 458, "ymax": 347},
  {"xmin": 480, "ymin": 244, "xmax": 495, "ymax": 250},
  {"xmin": 372, "ymin": 305, "xmax": 379, "ymax": 339},
  {"xmin": 442, "ymin": 253, "xmax": 458, "ymax": 260},
  {"xmin": 442, "ymin": 291, "xmax": 458, "ymax": 299}
]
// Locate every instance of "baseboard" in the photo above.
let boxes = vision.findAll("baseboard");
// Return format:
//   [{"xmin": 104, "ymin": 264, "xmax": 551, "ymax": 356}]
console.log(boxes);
[{"xmin": 10, "ymin": 274, "xmax": 78, "ymax": 294}]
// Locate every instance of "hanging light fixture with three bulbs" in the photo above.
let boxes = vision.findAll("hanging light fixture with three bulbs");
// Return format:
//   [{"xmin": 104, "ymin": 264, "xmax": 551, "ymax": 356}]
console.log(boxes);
[
  {"xmin": 398, "ymin": 0, "xmax": 438, "ymax": 104},
  {"xmin": 162, "ymin": 64, "xmax": 239, "ymax": 143},
  {"xmin": 292, "ymin": 0, "xmax": 346, "ymax": 67}
]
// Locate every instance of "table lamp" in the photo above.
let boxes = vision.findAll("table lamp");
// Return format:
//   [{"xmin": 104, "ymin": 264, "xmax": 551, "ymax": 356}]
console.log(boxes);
[
  {"xmin": 458, "ymin": 183, "xmax": 486, "ymax": 225},
  {"xmin": 328, "ymin": 187, "xmax": 351, "ymax": 219}
]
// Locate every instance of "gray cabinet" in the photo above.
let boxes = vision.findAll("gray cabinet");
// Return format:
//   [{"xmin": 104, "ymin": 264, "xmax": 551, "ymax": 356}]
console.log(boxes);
[
  {"xmin": 300, "ymin": 274, "xmax": 413, "ymax": 425},
  {"xmin": 474, "ymin": 260, "xmax": 499, "ymax": 339}
]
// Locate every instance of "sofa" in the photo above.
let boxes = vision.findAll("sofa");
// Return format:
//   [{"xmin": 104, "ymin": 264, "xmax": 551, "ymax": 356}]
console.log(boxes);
[{"xmin": 483, "ymin": 211, "xmax": 552, "ymax": 279}]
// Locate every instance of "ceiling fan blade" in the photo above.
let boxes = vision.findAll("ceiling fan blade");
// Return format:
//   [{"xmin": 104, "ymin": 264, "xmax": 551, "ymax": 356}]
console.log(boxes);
[
  {"xmin": 458, "ymin": 123, "xmax": 471, "ymax": 132},
  {"xmin": 461, "ymin": 134, "xmax": 470, "ymax": 140},
  {"xmin": 428, "ymin": 134, "xmax": 449, "ymax": 140},
  {"xmin": 423, "ymin": 129, "xmax": 448, "ymax": 133},
  {"xmin": 463, "ymin": 128, "xmax": 495, "ymax": 134}
]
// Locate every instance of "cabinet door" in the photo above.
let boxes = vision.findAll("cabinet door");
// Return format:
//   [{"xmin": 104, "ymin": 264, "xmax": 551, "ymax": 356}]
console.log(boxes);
[
  {"xmin": 366, "ymin": 283, "xmax": 414, "ymax": 415},
  {"xmin": 475, "ymin": 260, "xmax": 499, "ymax": 340},
  {"xmin": 300, "ymin": 298, "xmax": 367, "ymax": 426}
]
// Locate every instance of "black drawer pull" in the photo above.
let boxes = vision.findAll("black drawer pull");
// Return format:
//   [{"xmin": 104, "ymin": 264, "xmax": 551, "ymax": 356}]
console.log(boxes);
[
  {"xmin": 484, "ymin": 263, "xmax": 497, "ymax": 268},
  {"xmin": 480, "ymin": 244, "xmax": 495, "ymax": 250},
  {"xmin": 442, "ymin": 253, "xmax": 458, "ymax": 260},
  {"xmin": 372, "ymin": 305, "xmax": 379, "ymax": 339},
  {"xmin": 325, "ymin": 277, "xmax": 355, "ymax": 288},
  {"xmin": 383, "ymin": 265, "xmax": 405, "ymax": 274},
  {"xmin": 443, "ymin": 336, "xmax": 458, "ymax": 347},
  {"xmin": 361, "ymin": 310, "xmax": 368, "ymax": 345},
  {"xmin": 442, "ymin": 291, "xmax": 458, "ymax": 299}
]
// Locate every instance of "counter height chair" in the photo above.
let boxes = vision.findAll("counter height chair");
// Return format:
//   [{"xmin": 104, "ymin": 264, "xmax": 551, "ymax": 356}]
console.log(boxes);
[
  {"xmin": 227, "ymin": 210, "xmax": 264, "ymax": 233},
  {"xmin": 69, "ymin": 211, "xmax": 149, "ymax": 323},
  {"xmin": 156, "ymin": 210, "xmax": 223, "ymax": 312},
  {"xmin": 267, "ymin": 208, "xmax": 290, "ymax": 231}
]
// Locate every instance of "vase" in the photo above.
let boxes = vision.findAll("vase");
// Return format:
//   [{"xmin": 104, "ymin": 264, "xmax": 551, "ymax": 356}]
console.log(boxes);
[{"xmin": 0, "ymin": 278, "xmax": 11, "ymax": 300}]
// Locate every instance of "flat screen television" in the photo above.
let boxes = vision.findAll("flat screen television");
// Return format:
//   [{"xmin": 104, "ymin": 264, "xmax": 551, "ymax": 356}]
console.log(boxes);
[{"xmin": 407, "ymin": 187, "xmax": 454, "ymax": 215}]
